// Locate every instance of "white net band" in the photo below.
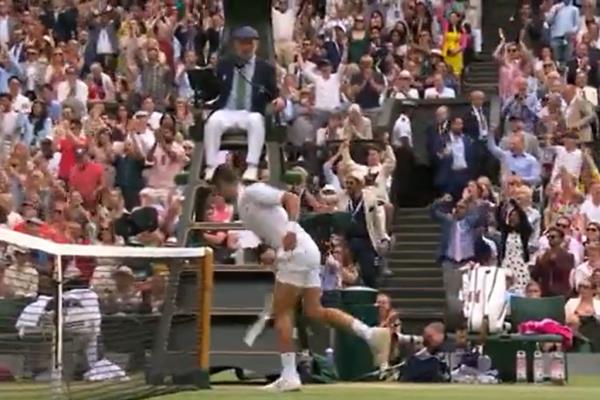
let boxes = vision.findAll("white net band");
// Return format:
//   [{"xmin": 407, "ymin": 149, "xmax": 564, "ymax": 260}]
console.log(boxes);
[{"xmin": 0, "ymin": 228, "xmax": 205, "ymax": 259}]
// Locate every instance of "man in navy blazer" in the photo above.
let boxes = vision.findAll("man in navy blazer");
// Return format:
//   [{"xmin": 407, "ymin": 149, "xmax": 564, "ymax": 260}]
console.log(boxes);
[
  {"xmin": 204, "ymin": 26, "xmax": 285, "ymax": 181},
  {"xmin": 431, "ymin": 116, "xmax": 477, "ymax": 201}
]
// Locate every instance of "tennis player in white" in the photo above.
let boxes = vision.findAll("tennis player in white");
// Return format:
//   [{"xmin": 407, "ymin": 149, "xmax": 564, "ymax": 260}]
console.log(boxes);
[{"xmin": 238, "ymin": 181, "xmax": 391, "ymax": 392}]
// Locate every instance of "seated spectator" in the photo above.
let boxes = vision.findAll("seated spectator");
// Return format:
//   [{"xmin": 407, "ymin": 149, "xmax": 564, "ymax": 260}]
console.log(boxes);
[
  {"xmin": 573, "ymin": 242, "xmax": 600, "ymax": 289},
  {"xmin": 424, "ymin": 73, "xmax": 456, "ymax": 99},
  {"xmin": 103, "ymin": 266, "xmax": 142, "ymax": 314},
  {"xmin": 2, "ymin": 246, "xmax": 38, "ymax": 299},
  {"xmin": 146, "ymin": 265, "xmax": 168, "ymax": 313},
  {"xmin": 531, "ymin": 227, "xmax": 574, "ymax": 297},
  {"xmin": 583, "ymin": 222, "xmax": 600, "ymax": 246},
  {"xmin": 321, "ymin": 242, "xmax": 360, "ymax": 290},
  {"xmin": 316, "ymin": 112, "xmax": 344, "ymax": 147},
  {"xmin": 525, "ymin": 281, "xmax": 543, "ymax": 298},
  {"xmin": 390, "ymin": 70, "xmax": 420, "ymax": 99},
  {"xmin": 538, "ymin": 215, "xmax": 585, "ymax": 266},
  {"xmin": 580, "ymin": 181, "xmax": 600, "ymax": 226},
  {"xmin": 342, "ymin": 103, "xmax": 373, "ymax": 141},
  {"xmin": 565, "ymin": 278, "xmax": 600, "ymax": 330}
]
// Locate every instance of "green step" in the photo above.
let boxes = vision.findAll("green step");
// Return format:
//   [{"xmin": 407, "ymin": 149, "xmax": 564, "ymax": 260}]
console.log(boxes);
[
  {"xmin": 387, "ymin": 267, "xmax": 440, "ymax": 278},
  {"xmin": 388, "ymin": 249, "xmax": 437, "ymax": 261},
  {"xmin": 385, "ymin": 287, "xmax": 445, "ymax": 299},
  {"xmin": 381, "ymin": 276, "xmax": 443, "ymax": 288},
  {"xmin": 391, "ymin": 241, "xmax": 438, "ymax": 251}
]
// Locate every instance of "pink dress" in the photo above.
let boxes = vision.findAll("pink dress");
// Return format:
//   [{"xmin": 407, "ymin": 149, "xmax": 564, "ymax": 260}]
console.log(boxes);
[{"xmin": 499, "ymin": 61, "xmax": 523, "ymax": 102}]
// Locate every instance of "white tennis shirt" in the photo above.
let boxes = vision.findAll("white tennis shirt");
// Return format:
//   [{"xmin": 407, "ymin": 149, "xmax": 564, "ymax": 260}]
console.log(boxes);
[{"xmin": 238, "ymin": 183, "xmax": 293, "ymax": 249}]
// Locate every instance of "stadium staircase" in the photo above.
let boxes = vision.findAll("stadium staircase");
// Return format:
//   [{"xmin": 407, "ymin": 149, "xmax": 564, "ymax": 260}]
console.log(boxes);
[
  {"xmin": 462, "ymin": 0, "xmax": 518, "ymax": 95},
  {"xmin": 381, "ymin": 207, "xmax": 444, "ymax": 333}
]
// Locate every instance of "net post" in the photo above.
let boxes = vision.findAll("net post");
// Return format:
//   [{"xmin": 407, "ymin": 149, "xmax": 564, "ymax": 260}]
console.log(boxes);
[
  {"xmin": 198, "ymin": 247, "xmax": 214, "ymax": 370},
  {"xmin": 51, "ymin": 254, "xmax": 65, "ymax": 399},
  {"xmin": 193, "ymin": 247, "xmax": 213, "ymax": 388}
]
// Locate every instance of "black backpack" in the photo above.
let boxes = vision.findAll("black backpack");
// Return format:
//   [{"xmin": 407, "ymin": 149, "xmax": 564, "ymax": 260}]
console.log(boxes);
[{"xmin": 401, "ymin": 353, "xmax": 450, "ymax": 383}]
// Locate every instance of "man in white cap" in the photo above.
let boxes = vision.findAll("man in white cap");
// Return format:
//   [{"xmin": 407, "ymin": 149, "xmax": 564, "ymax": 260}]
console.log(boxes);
[
  {"xmin": 203, "ymin": 26, "xmax": 286, "ymax": 182},
  {"xmin": 339, "ymin": 165, "xmax": 390, "ymax": 288},
  {"xmin": 391, "ymin": 70, "xmax": 419, "ymax": 100},
  {"xmin": 214, "ymin": 167, "xmax": 390, "ymax": 392}
]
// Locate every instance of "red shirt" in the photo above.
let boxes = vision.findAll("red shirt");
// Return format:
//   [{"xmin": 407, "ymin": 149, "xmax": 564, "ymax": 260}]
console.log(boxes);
[
  {"xmin": 58, "ymin": 136, "xmax": 87, "ymax": 180},
  {"xmin": 69, "ymin": 161, "xmax": 104, "ymax": 206}
]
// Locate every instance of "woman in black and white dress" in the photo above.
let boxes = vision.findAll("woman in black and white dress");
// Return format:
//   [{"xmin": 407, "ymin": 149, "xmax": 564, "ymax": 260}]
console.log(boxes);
[{"xmin": 497, "ymin": 200, "xmax": 533, "ymax": 293}]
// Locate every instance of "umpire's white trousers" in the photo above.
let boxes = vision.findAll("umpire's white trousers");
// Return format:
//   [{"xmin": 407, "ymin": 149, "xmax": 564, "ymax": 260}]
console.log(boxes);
[{"xmin": 204, "ymin": 110, "xmax": 266, "ymax": 168}]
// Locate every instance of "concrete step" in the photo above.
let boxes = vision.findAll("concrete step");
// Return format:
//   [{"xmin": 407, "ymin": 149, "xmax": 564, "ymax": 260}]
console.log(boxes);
[
  {"xmin": 392, "ymin": 298, "xmax": 446, "ymax": 309},
  {"xmin": 391, "ymin": 241, "xmax": 438, "ymax": 251},
  {"xmin": 386, "ymin": 287, "xmax": 445, "ymax": 299},
  {"xmin": 381, "ymin": 276, "xmax": 443, "ymax": 288},
  {"xmin": 388, "ymin": 249, "xmax": 437, "ymax": 261},
  {"xmin": 395, "ymin": 207, "xmax": 430, "ymax": 216},
  {"xmin": 392, "ymin": 223, "xmax": 439, "ymax": 233},
  {"xmin": 394, "ymin": 213, "xmax": 435, "ymax": 224},
  {"xmin": 394, "ymin": 231, "xmax": 440, "ymax": 241},
  {"xmin": 386, "ymin": 267, "xmax": 440, "ymax": 278}
]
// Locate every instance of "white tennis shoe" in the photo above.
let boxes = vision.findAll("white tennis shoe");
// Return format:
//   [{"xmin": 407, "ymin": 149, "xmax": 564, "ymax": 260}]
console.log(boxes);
[{"xmin": 262, "ymin": 376, "xmax": 302, "ymax": 392}]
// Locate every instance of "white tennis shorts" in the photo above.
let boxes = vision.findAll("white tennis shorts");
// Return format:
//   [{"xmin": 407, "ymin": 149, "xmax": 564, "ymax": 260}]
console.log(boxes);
[{"xmin": 275, "ymin": 231, "xmax": 321, "ymax": 289}]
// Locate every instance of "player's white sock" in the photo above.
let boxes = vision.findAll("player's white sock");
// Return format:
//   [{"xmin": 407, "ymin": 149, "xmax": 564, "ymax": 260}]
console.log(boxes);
[
  {"xmin": 280, "ymin": 352, "xmax": 298, "ymax": 380},
  {"xmin": 351, "ymin": 319, "xmax": 372, "ymax": 341}
]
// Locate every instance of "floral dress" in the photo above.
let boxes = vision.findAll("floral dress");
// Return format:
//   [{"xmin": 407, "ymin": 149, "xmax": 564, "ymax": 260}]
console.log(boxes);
[{"xmin": 501, "ymin": 232, "xmax": 530, "ymax": 292}]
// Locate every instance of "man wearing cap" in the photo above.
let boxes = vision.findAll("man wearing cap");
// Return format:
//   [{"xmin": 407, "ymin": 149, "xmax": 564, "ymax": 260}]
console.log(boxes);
[
  {"xmin": 391, "ymin": 70, "xmax": 419, "ymax": 100},
  {"xmin": 338, "ymin": 159, "xmax": 390, "ymax": 288},
  {"xmin": 203, "ymin": 26, "xmax": 285, "ymax": 182},
  {"xmin": 104, "ymin": 266, "xmax": 142, "ymax": 314}
]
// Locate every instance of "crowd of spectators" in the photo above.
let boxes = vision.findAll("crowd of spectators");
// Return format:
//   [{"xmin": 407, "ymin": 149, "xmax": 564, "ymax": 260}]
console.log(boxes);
[
  {"xmin": 431, "ymin": 0, "xmax": 600, "ymax": 345},
  {"xmin": 0, "ymin": 1, "xmax": 488, "ymax": 307},
  {"xmin": 0, "ymin": 0, "xmax": 481, "ymax": 318}
]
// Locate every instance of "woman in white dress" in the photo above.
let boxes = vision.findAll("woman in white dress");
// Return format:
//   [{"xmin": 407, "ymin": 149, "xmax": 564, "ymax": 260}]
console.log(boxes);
[{"xmin": 497, "ymin": 200, "xmax": 533, "ymax": 292}]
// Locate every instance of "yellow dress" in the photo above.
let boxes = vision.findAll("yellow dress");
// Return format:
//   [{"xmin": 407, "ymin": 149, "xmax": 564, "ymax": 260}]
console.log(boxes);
[{"xmin": 442, "ymin": 28, "xmax": 463, "ymax": 76}]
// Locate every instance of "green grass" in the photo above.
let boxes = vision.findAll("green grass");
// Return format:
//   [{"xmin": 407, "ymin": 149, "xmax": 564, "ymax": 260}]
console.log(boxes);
[
  {"xmin": 158, "ymin": 376, "xmax": 600, "ymax": 400},
  {"xmin": 2, "ymin": 376, "xmax": 599, "ymax": 400}
]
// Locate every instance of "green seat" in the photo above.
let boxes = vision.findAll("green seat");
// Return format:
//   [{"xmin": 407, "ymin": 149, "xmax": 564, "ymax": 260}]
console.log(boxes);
[
  {"xmin": 0, "ymin": 298, "xmax": 31, "ymax": 334},
  {"xmin": 510, "ymin": 296, "xmax": 566, "ymax": 328},
  {"xmin": 483, "ymin": 297, "xmax": 569, "ymax": 382}
]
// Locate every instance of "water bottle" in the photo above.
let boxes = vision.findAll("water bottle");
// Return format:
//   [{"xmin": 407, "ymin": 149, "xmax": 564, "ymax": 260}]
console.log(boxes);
[
  {"xmin": 325, "ymin": 347, "xmax": 335, "ymax": 370},
  {"xmin": 533, "ymin": 350, "xmax": 545, "ymax": 383},
  {"xmin": 515, "ymin": 350, "xmax": 527, "ymax": 383},
  {"xmin": 550, "ymin": 351, "xmax": 566, "ymax": 385}
]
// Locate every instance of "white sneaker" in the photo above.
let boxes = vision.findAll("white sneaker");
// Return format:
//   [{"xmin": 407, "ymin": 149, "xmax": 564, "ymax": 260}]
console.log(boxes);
[
  {"xmin": 262, "ymin": 376, "xmax": 302, "ymax": 392},
  {"xmin": 242, "ymin": 165, "xmax": 259, "ymax": 182},
  {"xmin": 204, "ymin": 166, "xmax": 215, "ymax": 181},
  {"xmin": 367, "ymin": 327, "xmax": 391, "ymax": 369}
]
